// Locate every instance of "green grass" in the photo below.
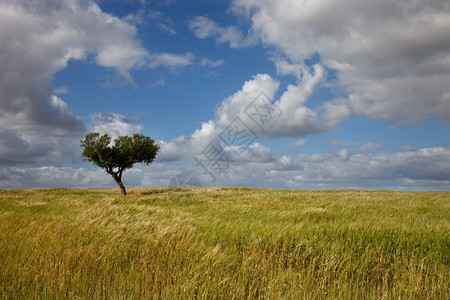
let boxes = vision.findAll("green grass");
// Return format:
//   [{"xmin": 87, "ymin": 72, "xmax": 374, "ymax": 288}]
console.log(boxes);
[{"xmin": 0, "ymin": 187, "xmax": 448, "ymax": 299}]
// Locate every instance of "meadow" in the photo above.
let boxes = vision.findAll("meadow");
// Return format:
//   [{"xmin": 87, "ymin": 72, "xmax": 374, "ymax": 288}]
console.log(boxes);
[{"xmin": 0, "ymin": 187, "xmax": 448, "ymax": 299}]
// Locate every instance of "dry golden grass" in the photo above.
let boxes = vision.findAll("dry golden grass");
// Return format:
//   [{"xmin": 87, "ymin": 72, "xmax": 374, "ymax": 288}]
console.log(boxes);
[{"xmin": 0, "ymin": 187, "xmax": 448, "ymax": 299}]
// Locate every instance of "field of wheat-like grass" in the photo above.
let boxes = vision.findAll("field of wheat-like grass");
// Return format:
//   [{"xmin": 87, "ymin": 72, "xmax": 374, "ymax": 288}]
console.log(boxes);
[{"xmin": 0, "ymin": 187, "xmax": 448, "ymax": 299}]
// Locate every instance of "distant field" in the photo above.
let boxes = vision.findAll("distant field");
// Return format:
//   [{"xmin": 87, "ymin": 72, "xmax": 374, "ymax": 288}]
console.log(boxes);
[{"xmin": 0, "ymin": 188, "xmax": 448, "ymax": 299}]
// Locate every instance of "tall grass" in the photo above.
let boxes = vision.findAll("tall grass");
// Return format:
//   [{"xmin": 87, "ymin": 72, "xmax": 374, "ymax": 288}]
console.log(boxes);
[{"xmin": 0, "ymin": 188, "xmax": 448, "ymax": 299}]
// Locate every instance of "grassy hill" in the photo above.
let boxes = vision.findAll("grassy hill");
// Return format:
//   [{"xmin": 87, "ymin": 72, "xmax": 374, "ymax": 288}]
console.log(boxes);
[{"xmin": 0, "ymin": 188, "xmax": 448, "ymax": 299}]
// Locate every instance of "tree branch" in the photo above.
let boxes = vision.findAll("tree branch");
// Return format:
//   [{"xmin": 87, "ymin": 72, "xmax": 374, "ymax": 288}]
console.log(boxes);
[{"xmin": 106, "ymin": 167, "xmax": 113, "ymax": 175}]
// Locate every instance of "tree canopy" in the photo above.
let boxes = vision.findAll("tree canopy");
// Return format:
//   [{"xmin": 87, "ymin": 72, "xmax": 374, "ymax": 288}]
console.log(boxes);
[{"xmin": 80, "ymin": 133, "xmax": 160, "ymax": 195}]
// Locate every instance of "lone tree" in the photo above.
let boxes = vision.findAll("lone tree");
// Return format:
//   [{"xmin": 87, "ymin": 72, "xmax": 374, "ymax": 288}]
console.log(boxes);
[{"xmin": 80, "ymin": 133, "xmax": 160, "ymax": 195}]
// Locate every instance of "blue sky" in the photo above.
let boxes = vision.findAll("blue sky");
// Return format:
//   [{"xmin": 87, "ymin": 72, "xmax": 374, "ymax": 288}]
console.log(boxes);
[{"xmin": 0, "ymin": 0, "xmax": 449, "ymax": 190}]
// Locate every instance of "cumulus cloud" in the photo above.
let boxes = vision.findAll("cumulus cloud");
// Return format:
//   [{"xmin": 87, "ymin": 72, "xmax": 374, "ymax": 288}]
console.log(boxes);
[
  {"xmin": 337, "ymin": 149, "xmax": 350, "ymax": 161},
  {"xmin": 156, "ymin": 136, "xmax": 192, "ymax": 162},
  {"xmin": 0, "ymin": 163, "xmax": 190, "ymax": 189},
  {"xmin": 225, "ymin": 142, "xmax": 276, "ymax": 163},
  {"xmin": 0, "ymin": 0, "xmax": 194, "ymax": 168},
  {"xmin": 153, "ymin": 64, "xmax": 449, "ymax": 189},
  {"xmin": 271, "ymin": 57, "xmax": 306, "ymax": 80},
  {"xmin": 231, "ymin": 0, "xmax": 450, "ymax": 125},
  {"xmin": 0, "ymin": 166, "xmax": 112, "ymax": 189},
  {"xmin": 0, "ymin": 0, "xmax": 192, "ymax": 134},
  {"xmin": 267, "ymin": 65, "xmax": 350, "ymax": 138},
  {"xmin": 2, "ymin": 146, "xmax": 449, "ymax": 191},
  {"xmin": 0, "ymin": 131, "xmax": 84, "ymax": 169},
  {"xmin": 88, "ymin": 112, "xmax": 144, "ymax": 140},
  {"xmin": 157, "ymin": 69, "xmax": 350, "ymax": 165},
  {"xmin": 152, "ymin": 75, "xmax": 279, "ymax": 164},
  {"xmin": 297, "ymin": 146, "xmax": 450, "ymax": 187},
  {"xmin": 0, "ymin": 129, "xmax": 77, "ymax": 165},
  {"xmin": 214, "ymin": 73, "xmax": 280, "ymax": 128},
  {"xmin": 211, "ymin": 65, "xmax": 349, "ymax": 139},
  {"xmin": 3, "ymin": 0, "xmax": 448, "ymax": 191}
]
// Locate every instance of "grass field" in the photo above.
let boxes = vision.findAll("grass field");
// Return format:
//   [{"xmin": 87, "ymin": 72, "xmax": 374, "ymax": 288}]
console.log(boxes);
[{"xmin": 0, "ymin": 187, "xmax": 448, "ymax": 299}]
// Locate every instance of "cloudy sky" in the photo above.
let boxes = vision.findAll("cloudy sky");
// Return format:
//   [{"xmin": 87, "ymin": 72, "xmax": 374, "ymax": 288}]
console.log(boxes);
[{"xmin": 1, "ymin": 0, "xmax": 449, "ymax": 190}]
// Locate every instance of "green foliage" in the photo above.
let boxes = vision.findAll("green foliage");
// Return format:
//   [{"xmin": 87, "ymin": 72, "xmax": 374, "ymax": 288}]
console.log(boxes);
[
  {"xmin": 80, "ymin": 133, "xmax": 159, "ymax": 172},
  {"xmin": 0, "ymin": 188, "xmax": 448, "ymax": 299}
]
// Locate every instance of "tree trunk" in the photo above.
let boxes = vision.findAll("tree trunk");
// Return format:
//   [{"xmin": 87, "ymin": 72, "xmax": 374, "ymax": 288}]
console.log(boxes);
[
  {"xmin": 110, "ymin": 173, "xmax": 127, "ymax": 195},
  {"xmin": 118, "ymin": 183, "xmax": 127, "ymax": 196}
]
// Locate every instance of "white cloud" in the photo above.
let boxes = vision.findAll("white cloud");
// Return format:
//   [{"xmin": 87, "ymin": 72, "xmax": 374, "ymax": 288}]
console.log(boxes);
[
  {"xmin": 150, "ymin": 60, "xmax": 449, "ymax": 189},
  {"xmin": 282, "ymin": 139, "xmax": 307, "ymax": 148},
  {"xmin": 210, "ymin": 65, "xmax": 349, "ymax": 139},
  {"xmin": 288, "ymin": 146, "xmax": 450, "ymax": 190},
  {"xmin": 265, "ymin": 64, "xmax": 350, "ymax": 138},
  {"xmin": 0, "ymin": 0, "xmax": 192, "ymax": 134},
  {"xmin": 231, "ymin": 0, "xmax": 450, "ymax": 125},
  {"xmin": 359, "ymin": 142, "xmax": 383, "ymax": 153},
  {"xmin": 337, "ymin": 149, "xmax": 350, "ymax": 161},
  {"xmin": 271, "ymin": 57, "xmax": 305, "ymax": 80},
  {"xmin": 124, "ymin": 9, "xmax": 176, "ymax": 35},
  {"xmin": 88, "ymin": 112, "xmax": 143, "ymax": 140},
  {"xmin": 214, "ymin": 73, "xmax": 280, "ymax": 128},
  {"xmin": 200, "ymin": 58, "xmax": 225, "ymax": 68},
  {"xmin": 3, "ymin": 146, "xmax": 448, "ymax": 191},
  {"xmin": 53, "ymin": 86, "xmax": 69, "ymax": 95},
  {"xmin": 0, "ymin": 0, "xmax": 194, "ymax": 168},
  {"xmin": 189, "ymin": 16, "xmax": 257, "ymax": 48},
  {"xmin": 226, "ymin": 142, "xmax": 276, "ymax": 163},
  {"xmin": 156, "ymin": 136, "xmax": 192, "ymax": 162},
  {"xmin": 155, "ymin": 74, "xmax": 282, "ymax": 163},
  {"xmin": 0, "ymin": 129, "xmax": 78, "ymax": 165},
  {"xmin": 148, "ymin": 52, "xmax": 194, "ymax": 70},
  {"xmin": 156, "ymin": 69, "xmax": 350, "ymax": 165},
  {"xmin": 0, "ymin": 166, "xmax": 111, "ymax": 189}
]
